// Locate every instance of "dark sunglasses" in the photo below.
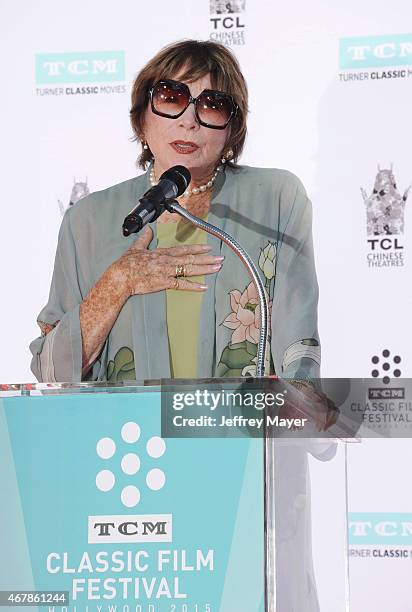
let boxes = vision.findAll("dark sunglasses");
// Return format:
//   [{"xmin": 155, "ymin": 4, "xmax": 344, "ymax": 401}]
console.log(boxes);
[{"xmin": 149, "ymin": 79, "xmax": 238, "ymax": 129}]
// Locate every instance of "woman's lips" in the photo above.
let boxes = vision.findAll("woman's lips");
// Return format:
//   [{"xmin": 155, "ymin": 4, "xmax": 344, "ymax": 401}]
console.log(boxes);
[{"xmin": 170, "ymin": 141, "xmax": 199, "ymax": 154}]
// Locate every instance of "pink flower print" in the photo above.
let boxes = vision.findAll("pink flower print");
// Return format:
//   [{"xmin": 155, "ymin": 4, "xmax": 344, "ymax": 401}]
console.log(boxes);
[{"xmin": 222, "ymin": 282, "xmax": 272, "ymax": 345}]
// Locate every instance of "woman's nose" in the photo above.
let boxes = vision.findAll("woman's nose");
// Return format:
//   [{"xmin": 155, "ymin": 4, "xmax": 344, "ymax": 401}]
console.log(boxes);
[{"xmin": 177, "ymin": 101, "xmax": 199, "ymax": 130}]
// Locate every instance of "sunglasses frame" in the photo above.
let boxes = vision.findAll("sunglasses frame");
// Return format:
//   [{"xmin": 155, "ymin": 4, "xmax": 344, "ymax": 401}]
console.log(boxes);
[{"xmin": 149, "ymin": 79, "xmax": 238, "ymax": 130}]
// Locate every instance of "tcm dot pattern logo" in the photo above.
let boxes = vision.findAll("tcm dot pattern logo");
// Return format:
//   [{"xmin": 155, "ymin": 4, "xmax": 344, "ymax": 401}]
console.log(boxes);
[
  {"xmin": 371, "ymin": 349, "xmax": 402, "ymax": 385},
  {"xmin": 95, "ymin": 421, "xmax": 166, "ymax": 508}
]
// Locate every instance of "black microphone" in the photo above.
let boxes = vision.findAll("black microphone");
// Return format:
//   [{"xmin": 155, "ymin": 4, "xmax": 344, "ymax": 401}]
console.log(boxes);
[{"xmin": 122, "ymin": 165, "xmax": 191, "ymax": 236}]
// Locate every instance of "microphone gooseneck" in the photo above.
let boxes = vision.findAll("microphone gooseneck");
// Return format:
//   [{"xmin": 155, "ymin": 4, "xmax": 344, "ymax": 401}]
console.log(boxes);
[{"xmin": 164, "ymin": 198, "xmax": 273, "ymax": 612}]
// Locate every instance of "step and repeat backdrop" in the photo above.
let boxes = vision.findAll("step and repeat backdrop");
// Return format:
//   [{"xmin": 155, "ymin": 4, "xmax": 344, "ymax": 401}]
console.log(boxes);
[{"xmin": 1, "ymin": 0, "xmax": 412, "ymax": 610}]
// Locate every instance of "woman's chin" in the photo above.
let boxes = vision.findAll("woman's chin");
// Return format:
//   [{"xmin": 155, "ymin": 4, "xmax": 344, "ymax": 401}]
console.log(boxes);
[
  {"xmin": 160, "ymin": 155, "xmax": 196, "ymax": 172},
  {"xmin": 156, "ymin": 155, "xmax": 213, "ymax": 182}
]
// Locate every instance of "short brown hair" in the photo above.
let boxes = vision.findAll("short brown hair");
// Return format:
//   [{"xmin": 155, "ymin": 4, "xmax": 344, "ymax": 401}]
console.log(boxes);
[{"xmin": 130, "ymin": 39, "xmax": 248, "ymax": 169}]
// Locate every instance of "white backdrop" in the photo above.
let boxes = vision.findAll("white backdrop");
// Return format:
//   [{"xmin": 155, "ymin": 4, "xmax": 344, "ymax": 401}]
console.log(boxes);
[{"xmin": 1, "ymin": 1, "xmax": 412, "ymax": 610}]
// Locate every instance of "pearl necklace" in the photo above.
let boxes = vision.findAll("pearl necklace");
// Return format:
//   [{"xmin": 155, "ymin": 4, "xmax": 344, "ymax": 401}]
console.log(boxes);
[{"xmin": 149, "ymin": 165, "xmax": 222, "ymax": 197}]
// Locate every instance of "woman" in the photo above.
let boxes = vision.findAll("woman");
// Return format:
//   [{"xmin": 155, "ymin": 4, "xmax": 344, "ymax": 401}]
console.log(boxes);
[
  {"xmin": 30, "ymin": 39, "xmax": 320, "ymax": 384},
  {"xmin": 30, "ymin": 40, "xmax": 333, "ymax": 611}
]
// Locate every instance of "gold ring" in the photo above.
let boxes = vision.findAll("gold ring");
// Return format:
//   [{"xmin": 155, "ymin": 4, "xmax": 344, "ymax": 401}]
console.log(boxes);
[
  {"xmin": 175, "ymin": 264, "xmax": 186, "ymax": 278},
  {"xmin": 173, "ymin": 278, "xmax": 180, "ymax": 290}
]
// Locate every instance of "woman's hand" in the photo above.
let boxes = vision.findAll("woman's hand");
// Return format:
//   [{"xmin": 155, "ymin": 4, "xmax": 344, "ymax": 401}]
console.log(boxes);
[
  {"xmin": 280, "ymin": 380, "xmax": 340, "ymax": 432},
  {"xmin": 111, "ymin": 225, "xmax": 223, "ymax": 298},
  {"xmin": 80, "ymin": 225, "xmax": 223, "ymax": 377}
]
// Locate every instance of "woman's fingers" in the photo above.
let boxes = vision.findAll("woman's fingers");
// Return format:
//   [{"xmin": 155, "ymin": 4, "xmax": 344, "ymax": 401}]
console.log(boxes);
[
  {"xmin": 124, "ymin": 227, "xmax": 218, "ymax": 264},
  {"xmin": 121, "ymin": 251, "xmax": 222, "ymax": 276},
  {"xmin": 126, "ymin": 233, "xmax": 216, "ymax": 262},
  {"xmin": 127, "ymin": 226, "xmax": 154, "ymax": 251},
  {"xmin": 117, "ymin": 235, "xmax": 223, "ymax": 296},
  {"xmin": 167, "ymin": 262, "xmax": 222, "ymax": 277},
  {"xmin": 159, "ymin": 244, "xmax": 212, "ymax": 257},
  {"xmin": 171, "ymin": 254, "xmax": 225, "ymax": 266},
  {"xmin": 166, "ymin": 277, "xmax": 209, "ymax": 291}
]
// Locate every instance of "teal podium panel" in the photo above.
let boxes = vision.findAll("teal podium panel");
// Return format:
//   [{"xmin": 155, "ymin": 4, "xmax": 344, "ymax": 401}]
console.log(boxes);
[{"xmin": 0, "ymin": 388, "xmax": 264, "ymax": 612}]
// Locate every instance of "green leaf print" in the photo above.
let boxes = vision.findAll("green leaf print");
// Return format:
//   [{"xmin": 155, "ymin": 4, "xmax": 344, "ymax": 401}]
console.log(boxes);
[
  {"xmin": 216, "ymin": 341, "xmax": 258, "ymax": 377},
  {"xmin": 107, "ymin": 347, "xmax": 135, "ymax": 382}
]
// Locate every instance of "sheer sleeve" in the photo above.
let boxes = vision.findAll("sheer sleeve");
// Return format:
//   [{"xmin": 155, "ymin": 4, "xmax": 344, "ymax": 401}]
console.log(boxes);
[
  {"xmin": 29, "ymin": 208, "xmax": 105, "ymax": 382},
  {"xmin": 271, "ymin": 175, "xmax": 321, "ymax": 379}
]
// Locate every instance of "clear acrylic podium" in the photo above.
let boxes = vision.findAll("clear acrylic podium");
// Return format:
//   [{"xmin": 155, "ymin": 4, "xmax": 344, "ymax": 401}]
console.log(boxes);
[{"xmin": 0, "ymin": 380, "xmax": 350, "ymax": 612}]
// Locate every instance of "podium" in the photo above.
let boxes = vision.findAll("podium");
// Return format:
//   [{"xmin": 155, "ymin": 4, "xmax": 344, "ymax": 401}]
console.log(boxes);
[{"xmin": 0, "ymin": 381, "xmax": 350, "ymax": 611}]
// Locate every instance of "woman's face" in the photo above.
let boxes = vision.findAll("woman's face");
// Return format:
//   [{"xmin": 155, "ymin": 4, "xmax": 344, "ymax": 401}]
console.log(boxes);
[{"xmin": 143, "ymin": 73, "xmax": 229, "ymax": 183}]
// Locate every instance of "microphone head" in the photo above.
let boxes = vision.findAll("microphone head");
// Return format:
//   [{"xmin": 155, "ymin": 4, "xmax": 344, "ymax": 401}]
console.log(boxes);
[{"xmin": 160, "ymin": 165, "xmax": 191, "ymax": 197}]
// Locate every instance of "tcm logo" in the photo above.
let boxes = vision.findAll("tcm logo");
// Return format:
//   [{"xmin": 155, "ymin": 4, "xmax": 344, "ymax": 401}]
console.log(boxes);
[
  {"xmin": 35, "ymin": 51, "xmax": 125, "ymax": 84},
  {"xmin": 368, "ymin": 388, "xmax": 405, "ymax": 400},
  {"xmin": 88, "ymin": 514, "xmax": 172, "ymax": 544},
  {"xmin": 349, "ymin": 513, "xmax": 412, "ymax": 545},
  {"xmin": 340, "ymin": 33, "xmax": 412, "ymax": 69}
]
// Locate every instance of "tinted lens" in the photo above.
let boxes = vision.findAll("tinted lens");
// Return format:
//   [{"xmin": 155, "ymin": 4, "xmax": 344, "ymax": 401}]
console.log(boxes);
[
  {"xmin": 151, "ymin": 81, "xmax": 189, "ymax": 117},
  {"xmin": 196, "ymin": 91, "xmax": 234, "ymax": 127}
]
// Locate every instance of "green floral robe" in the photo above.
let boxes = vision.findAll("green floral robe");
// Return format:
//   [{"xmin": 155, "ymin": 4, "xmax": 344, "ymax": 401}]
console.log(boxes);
[{"xmin": 30, "ymin": 164, "xmax": 320, "ymax": 383}]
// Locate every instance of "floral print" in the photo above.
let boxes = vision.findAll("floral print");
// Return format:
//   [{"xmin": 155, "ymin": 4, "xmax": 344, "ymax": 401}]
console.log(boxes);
[
  {"xmin": 222, "ymin": 282, "xmax": 272, "ymax": 345},
  {"xmin": 217, "ymin": 241, "xmax": 277, "ymax": 377}
]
